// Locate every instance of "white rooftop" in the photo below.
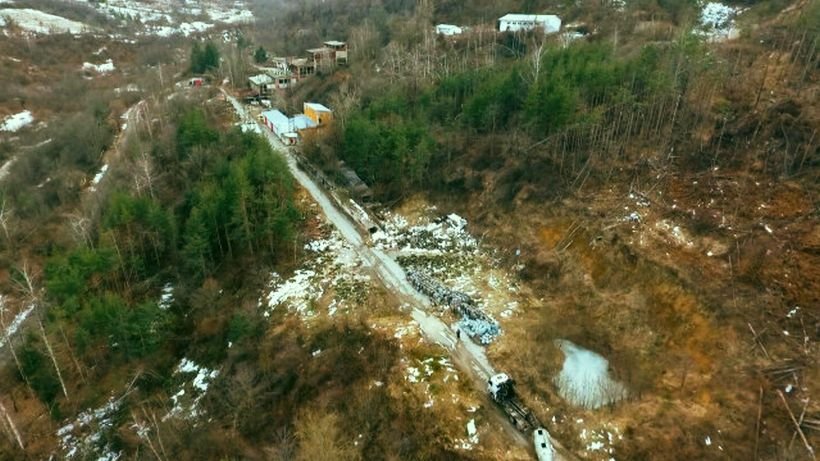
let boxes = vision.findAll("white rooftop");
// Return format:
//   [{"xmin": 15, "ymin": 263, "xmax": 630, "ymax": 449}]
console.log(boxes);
[
  {"xmin": 304, "ymin": 102, "xmax": 332, "ymax": 112},
  {"xmin": 499, "ymin": 13, "xmax": 560, "ymax": 21},
  {"xmin": 249, "ymin": 74, "xmax": 273, "ymax": 85}
]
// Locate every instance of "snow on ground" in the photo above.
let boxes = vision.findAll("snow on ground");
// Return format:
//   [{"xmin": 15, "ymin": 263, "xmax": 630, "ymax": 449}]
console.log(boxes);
[
  {"xmin": 0, "ymin": 110, "xmax": 33, "ymax": 132},
  {"xmin": 158, "ymin": 283, "xmax": 174, "ymax": 310},
  {"xmin": 208, "ymin": 7, "xmax": 254, "ymax": 23},
  {"xmin": 403, "ymin": 356, "xmax": 458, "ymax": 385},
  {"xmin": 374, "ymin": 209, "xmax": 520, "ymax": 338},
  {"xmin": 455, "ymin": 418, "xmax": 480, "ymax": 450},
  {"xmin": 57, "ymin": 396, "xmax": 122, "ymax": 460},
  {"xmin": 0, "ymin": 158, "xmax": 15, "ymax": 181},
  {"xmin": 89, "ymin": 164, "xmax": 109, "ymax": 192},
  {"xmin": 654, "ymin": 219, "xmax": 695, "ymax": 248},
  {"xmin": 574, "ymin": 419, "xmax": 624, "ymax": 459},
  {"xmin": 90, "ymin": 0, "xmax": 251, "ymax": 36},
  {"xmin": 698, "ymin": 2, "xmax": 742, "ymax": 41},
  {"xmin": 0, "ymin": 8, "xmax": 88, "ymax": 34},
  {"xmin": 554, "ymin": 340, "xmax": 628, "ymax": 409},
  {"xmin": 163, "ymin": 358, "xmax": 219, "ymax": 422},
  {"xmin": 82, "ymin": 59, "xmax": 116, "ymax": 74},
  {"xmin": 261, "ymin": 224, "xmax": 370, "ymax": 318},
  {"xmin": 0, "ymin": 297, "xmax": 34, "ymax": 349},
  {"xmin": 238, "ymin": 120, "xmax": 261, "ymax": 133}
]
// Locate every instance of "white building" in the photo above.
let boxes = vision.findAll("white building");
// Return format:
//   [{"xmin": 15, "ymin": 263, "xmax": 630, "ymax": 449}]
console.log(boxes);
[
  {"xmin": 435, "ymin": 24, "xmax": 463, "ymax": 36},
  {"xmin": 498, "ymin": 14, "xmax": 561, "ymax": 34}
]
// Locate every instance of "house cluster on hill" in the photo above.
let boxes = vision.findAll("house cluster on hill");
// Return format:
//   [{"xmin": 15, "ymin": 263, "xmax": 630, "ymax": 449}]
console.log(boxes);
[
  {"xmin": 435, "ymin": 13, "xmax": 562, "ymax": 37},
  {"xmin": 248, "ymin": 40, "xmax": 348, "ymax": 97},
  {"xmin": 260, "ymin": 102, "xmax": 333, "ymax": 145}
]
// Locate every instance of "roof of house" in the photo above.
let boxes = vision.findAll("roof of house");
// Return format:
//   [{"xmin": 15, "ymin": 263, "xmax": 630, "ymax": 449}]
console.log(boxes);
[
  {"xmin": 261, "ymin": 109, "xmax": 289, "ymax": 129},
  {"xmin": 304, "ymin": 102, "xmax": 332, "ymax": 113},
  {"xmin": 289, "ymin": 58, "xmax": 311, "ymax": 66},
  {"xmin": 249, "ymin": 74, "xmax": 273, "ymax": 85},
  {"xmin": 323, "ymin": 40, "xmax": 346, "ymax": 47},
  {"xmin": 291, "ymin": 114, "xmax": 317, "ymax": 130},
  {"xmin": 499, "ymin": 13, "xmax": 560, "ymax": 22},
  {"xmin": 307, "ymin": 46, "xmax": 333, "ymax": 54},
  {"xmin": 263, "ymin": 67, "xmax": 292, "ymax": 78},
  {"xmin": 261, "ymin": 110, "xmax": 317, "ymax": 133}
]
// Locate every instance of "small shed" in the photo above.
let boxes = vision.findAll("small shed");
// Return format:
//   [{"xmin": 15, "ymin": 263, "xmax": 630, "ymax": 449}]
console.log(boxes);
[{"xmin": 303, "ymin": 102, "xmax": 333, "ymax": 125}]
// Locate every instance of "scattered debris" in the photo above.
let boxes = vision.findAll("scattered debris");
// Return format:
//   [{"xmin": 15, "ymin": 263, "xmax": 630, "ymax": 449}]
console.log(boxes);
[{"xmin": 407, "ymin": 269, "xmax": 501, "ymax": 344}]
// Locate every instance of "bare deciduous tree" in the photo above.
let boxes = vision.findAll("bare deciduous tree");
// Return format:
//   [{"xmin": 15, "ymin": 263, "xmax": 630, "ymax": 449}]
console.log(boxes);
[
  {"xmin": 15, "ymin": 263, "xmax": 69, "ymax": 400},
  {"xmin": 0, "ymin": 400, "xmax": 24, "ymax": 450}
]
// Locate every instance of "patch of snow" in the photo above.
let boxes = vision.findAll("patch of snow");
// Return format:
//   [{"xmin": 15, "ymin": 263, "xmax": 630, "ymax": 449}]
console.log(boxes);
[
  {"xmin": 0, "ymin": 110, "xmax": 33, "ymax": 132},
  {"xmin": 466, "ymin": 419, "xmax": 478, "ymax": 443},
  {"xmin": 0, "ymin": 8, "xmax": 89, "ymax": 34},
  {"xmin": 57, "ymin": 396, "xmax": 122, "ymax": 459},
  {"xmin": 158, "ymin": 283, "xmax": 174, "ymax": 310},
  {"xmin": 239, "ymin": 121, "xmax": 261, "ymax": 133},
  {"xmin": 261, "ymin": 227, "xmax": 369, "ymax": 318},
  {"xmin": 705, "ymin": 436, "xmax": 712, "ymax": 446},
  {"xmin": 209, "ymin": 8, "xmax": 254, "ymax": 24},
  {"xmin": 164, "ymin": 358, "xmax": 219, "ymax": 421},
  {"xmin": 786, "ymin": 306, "xmax": 799, "ymax": 318},
  {"xmin": 406, "ymin": 366, "xmax": 420, "ymax": 383},
  {"xmin": 0, "ymin": 299, "xmax": 34, "ymax": 349},
  {"xmin": 114, "ymin": 84, "xmax": 141, "ymax": 94},
  {"xmin": 83, "ymin": 59, "xmax": 115, "ymax": 74},
  {"xmin": 89, "ymin": 164, "xmax": 109, "ymax": 192},
  {"xmin": 698, "ymin": 2, "xmax": 742, "ymax": 42},
  {"xmin": 575, "ymin": 423, "xmax": 622, "ymax": 458},
  {"xmin": 554, "ymin": 339, "xmax": 627, "ymax": 409},
  {"xmin": 625, "ymin": 211, "xmax": 641, "ymax": 223},
  {"xmin": 785, "ymin": 384, "xmax": 793, "ymax": 393},
  {"xmin": 178, "ymin": 21, "xmax": 213, "ymax": 36},
  {"xmin": 655, "ymin": 220, "xmax": 694, "ymax": 247}
]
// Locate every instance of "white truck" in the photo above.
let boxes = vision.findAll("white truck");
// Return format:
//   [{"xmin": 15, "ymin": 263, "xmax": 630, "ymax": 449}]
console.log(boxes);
[{"xmin": 487, "ymin": 373, "xmax": 555, "ymax": 460}]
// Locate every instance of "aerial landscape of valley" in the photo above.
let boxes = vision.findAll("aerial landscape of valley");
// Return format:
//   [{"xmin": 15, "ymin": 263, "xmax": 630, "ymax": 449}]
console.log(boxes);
[{"xmin": 0, "ymin": 0, "xmax": 817, "ymax": 459}]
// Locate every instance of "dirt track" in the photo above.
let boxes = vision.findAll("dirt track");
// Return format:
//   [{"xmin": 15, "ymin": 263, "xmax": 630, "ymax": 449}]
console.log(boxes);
[{"xmin": 222, "ymin": 89, "xmax": 581, "ymax": 460}]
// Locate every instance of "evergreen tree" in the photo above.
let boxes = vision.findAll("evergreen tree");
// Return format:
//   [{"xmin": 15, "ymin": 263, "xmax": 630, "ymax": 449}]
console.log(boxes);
[
  {"xmin": 190, "ymin": 41, "xmax": 221, "ymax": 74},
  {"xmin": 254, "ymin": 46, "xmax": 268, "ymax": 63}
]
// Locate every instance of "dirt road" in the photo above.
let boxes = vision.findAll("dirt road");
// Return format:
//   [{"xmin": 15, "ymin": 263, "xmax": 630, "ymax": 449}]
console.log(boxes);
[{"xmin": 223, "ymin": 90, "xmax": 582, "ymax": 460}]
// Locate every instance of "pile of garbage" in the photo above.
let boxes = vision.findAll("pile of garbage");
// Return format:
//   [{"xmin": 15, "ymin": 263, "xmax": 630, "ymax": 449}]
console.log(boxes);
[{"xmin": 407, "ymin": 269, "xmax": 500, "ymax": 344}]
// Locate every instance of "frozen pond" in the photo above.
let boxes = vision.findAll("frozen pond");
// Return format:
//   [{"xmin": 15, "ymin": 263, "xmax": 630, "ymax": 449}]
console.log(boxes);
[{"xmin": 554, "ymin": 339, "xmax": 627, "ymax": 409}]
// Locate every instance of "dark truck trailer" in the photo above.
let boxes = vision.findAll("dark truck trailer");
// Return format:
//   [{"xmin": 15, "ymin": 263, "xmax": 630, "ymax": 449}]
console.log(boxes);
[
  {"xmin": 487, "ymin": 373, "xmax": 540, "ymax": 432},
  {"xmin": 488, "ymin": 373, "xmax": 555, "ymax": 459}
]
